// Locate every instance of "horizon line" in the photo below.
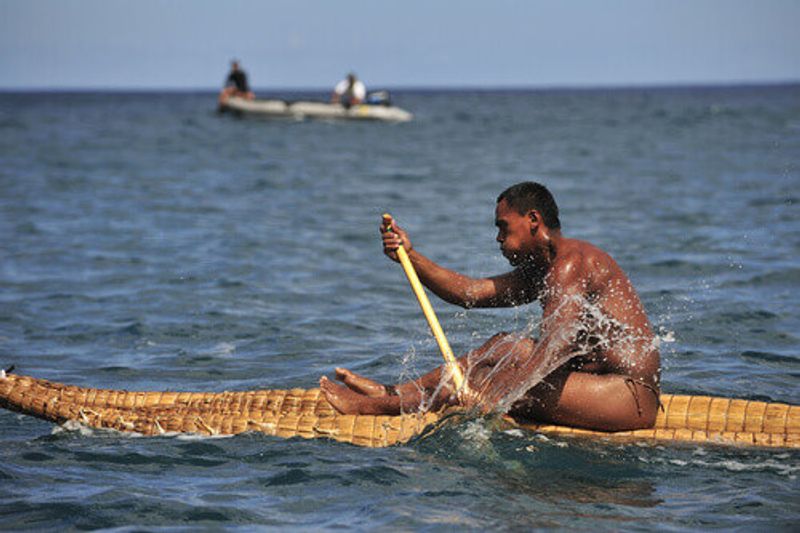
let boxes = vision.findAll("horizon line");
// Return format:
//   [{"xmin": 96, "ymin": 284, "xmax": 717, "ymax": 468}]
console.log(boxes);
[{"xmin": 1, "ymin": 79, "xmax": 799, "ymax": 93}]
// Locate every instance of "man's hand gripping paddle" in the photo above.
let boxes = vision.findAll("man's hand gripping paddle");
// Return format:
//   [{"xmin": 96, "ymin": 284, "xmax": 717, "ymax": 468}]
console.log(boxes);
[{"xmin": 382, "ymin": 214, "xmax": 468, "ymax": 396}]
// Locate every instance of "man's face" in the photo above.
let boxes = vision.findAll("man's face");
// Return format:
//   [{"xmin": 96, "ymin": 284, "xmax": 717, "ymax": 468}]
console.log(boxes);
[{"xmin": 495, "ymin": 199, "xmax": 533, "ymax": 266}]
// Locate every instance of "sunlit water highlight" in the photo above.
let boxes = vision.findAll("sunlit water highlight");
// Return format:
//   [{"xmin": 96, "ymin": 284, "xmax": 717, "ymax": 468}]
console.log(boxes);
[{"xmin": 1, "ymin": 86, "xmax": 798, "ymax": 529}]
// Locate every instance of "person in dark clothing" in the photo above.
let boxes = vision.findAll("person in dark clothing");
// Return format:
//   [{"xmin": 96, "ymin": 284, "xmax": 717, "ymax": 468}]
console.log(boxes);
[{"xmin": 219, "ymin": 60, "xmax": 255, "ymax": 104}]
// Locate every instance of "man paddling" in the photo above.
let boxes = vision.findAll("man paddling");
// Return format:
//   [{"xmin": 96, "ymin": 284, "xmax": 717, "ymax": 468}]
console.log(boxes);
[{"xmin": 320, "ymin": 182, "xmax": 661, "ymax": 431}]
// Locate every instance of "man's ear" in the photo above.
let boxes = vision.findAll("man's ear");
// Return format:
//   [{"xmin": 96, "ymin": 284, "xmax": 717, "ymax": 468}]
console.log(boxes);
[{"xmin": 528, "ymin": 210, "xmax": 540, "ymax": 234}]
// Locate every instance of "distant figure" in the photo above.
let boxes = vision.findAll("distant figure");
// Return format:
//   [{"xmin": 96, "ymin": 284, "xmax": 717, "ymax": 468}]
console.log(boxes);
[
  {"xmin": 331, "ymin": 73, "xmax": 366, "ymax": 108},
  {"xmin": 219, "ymin": 60, "xmax": 254, "ymax": 104}
]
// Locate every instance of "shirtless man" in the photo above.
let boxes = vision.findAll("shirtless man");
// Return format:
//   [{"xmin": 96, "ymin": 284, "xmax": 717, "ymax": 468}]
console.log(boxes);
[{"xmin": 320, "ymin": 182, "xmax": 661, "ymax": 431}]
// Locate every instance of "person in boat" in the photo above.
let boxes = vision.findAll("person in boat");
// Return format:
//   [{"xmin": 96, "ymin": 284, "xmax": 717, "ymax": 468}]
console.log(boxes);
[
  {"xmin": 320, "ymin": 182, "xmax": 661, "ymax": 432},
  {"xmin": 219, "ymin": 60, "xmax": 254, "ymax": 104},
  {"xmin": 331, "ymin": 72, "xmax": 366, "ymax": 108}
]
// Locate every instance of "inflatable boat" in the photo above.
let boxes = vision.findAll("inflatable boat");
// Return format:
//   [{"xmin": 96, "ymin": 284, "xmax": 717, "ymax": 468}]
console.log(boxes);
[
  {"xmin": 218, "ymin": 96, "xmax": 413, "ymax": 122},
  {"xmin": 1, "ymin": 372, "xmax": 797, "ymax": 449}
]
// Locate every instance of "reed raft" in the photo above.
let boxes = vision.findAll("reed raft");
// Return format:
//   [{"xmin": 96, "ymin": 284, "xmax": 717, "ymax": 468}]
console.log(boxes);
[{"xmin": 1, "ymin": 372, "xmax": 798, "ymax": 448}]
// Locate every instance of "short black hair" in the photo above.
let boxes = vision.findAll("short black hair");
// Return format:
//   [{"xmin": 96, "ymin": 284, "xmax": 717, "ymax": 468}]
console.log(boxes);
[{"xmin": 497, "ymin": 182, "xmax": 561, "ymax": 229}]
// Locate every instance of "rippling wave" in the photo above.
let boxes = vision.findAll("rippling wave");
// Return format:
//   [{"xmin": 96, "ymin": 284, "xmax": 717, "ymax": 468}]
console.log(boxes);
[{"xmin": 1, "ymin": 86, "xmax": 798, "ymax": 529}]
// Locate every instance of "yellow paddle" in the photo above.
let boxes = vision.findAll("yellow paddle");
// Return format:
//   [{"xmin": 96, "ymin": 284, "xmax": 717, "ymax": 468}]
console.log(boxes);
[{"xmin": 382, "ymin": 214, "xmax": 467, "ymax": 393}]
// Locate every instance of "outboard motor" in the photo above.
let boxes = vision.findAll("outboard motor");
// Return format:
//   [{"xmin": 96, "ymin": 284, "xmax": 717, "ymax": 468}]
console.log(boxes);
[{"xmin": 366, "ymin": 91, "xmax": 392, "ymax": 106}]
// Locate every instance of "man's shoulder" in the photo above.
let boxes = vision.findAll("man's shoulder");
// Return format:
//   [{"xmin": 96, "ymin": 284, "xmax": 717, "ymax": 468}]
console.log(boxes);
[
  {"xmin": 559, "ymin": 238, "xmax": 613, "ymax": 262},
  {"xmin": 547, "ymin": 245, "xmax": 584, "ymax": 285},
  {"xmin": 550, "ymin": 239, "xmax": 617, "ymax": 281}
]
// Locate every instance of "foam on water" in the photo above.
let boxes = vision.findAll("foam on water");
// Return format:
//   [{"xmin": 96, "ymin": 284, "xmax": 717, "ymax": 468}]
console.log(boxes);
[
  {"xmin": 638, "ymin": 454, "xmax": 799, "ymax": 478},
  {"xmin": 52, "ymin": 420, "xmax": 238, "ymax": 441}
]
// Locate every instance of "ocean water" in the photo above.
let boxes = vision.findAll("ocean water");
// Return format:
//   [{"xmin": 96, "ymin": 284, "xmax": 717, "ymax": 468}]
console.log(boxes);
[{"xmin": 0, "ymin": 86, "xmax": 798, "ymax": 530}]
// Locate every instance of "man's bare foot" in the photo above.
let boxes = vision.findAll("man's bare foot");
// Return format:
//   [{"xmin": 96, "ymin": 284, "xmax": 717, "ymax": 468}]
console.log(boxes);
[
  {"xmin": 335, "ymin": 367, "xmax": 388, "ymax": 397},
  {"xmin": 320, "ymin": 376, "xmax": 384, "ymax": 415}
]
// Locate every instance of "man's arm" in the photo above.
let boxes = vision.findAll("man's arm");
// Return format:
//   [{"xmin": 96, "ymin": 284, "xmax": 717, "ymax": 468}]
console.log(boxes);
[
  {"xmin": 353, "ymin": 82, "xmax": 366, "ymax": 104},
  {"xmin": 408, "ymin": 250, "xmax": 536, "ymax": 308},
  {"xmin": 331, "ymin": 80, "xmax": 346, "ymax": 103},
  {"xmin": 381, "ymin": 218, "xmax": 537, "ymax": 308}
]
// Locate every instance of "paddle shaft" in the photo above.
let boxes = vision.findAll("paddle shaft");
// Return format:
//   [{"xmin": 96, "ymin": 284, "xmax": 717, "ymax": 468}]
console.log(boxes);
[{"xmin": 383, "ymin": 215, "xmax": 466, "ymax": 392}]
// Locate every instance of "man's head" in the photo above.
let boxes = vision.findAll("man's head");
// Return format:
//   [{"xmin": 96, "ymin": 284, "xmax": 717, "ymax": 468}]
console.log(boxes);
[
  {"xmin": 231, "ymin": 60, "xmax": 240, "ymax": 71},
  {"xmin": 496, "ymin": 182, "xmax": 560, "ymax": 230},
  {"xmin": 495, "ymin": 182, "xmax": 561, "ymax": 266}
]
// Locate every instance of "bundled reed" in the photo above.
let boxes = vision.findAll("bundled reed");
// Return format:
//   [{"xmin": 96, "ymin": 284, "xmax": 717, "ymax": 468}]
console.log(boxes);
[{"xmin": 1, "ymin": 373, "xmax": 797, "ymax": 448}]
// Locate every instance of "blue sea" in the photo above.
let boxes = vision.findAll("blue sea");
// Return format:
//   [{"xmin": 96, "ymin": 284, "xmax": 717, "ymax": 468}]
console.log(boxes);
[{"xmin": 1, "ymin": 86, "xmax": 798, "ymax": 530}]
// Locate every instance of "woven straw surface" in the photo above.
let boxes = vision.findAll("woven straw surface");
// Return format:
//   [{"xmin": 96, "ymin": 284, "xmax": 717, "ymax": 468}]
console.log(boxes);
[{"xmin": 1, "ymin": 373, "xmax": 797, "ymax": 448}]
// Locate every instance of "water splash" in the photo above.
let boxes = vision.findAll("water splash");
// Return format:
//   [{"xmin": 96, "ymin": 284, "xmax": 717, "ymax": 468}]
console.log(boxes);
[{"xmin": 432, "ymin": 295, "xmax": 660, "ymax": 416}]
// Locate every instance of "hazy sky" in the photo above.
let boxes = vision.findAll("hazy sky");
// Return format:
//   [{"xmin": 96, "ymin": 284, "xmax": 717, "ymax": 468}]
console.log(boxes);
[{"xmin": 1, "ymin": 0, "xmax": 798, "ymax": 90}]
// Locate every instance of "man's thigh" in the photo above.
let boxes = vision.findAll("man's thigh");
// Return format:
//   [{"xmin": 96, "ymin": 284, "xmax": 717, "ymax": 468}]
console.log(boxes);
[
  {"xmin": 521, "ymin": 370, "xmax": 658, "ymax": 432},
  {"xmin": 468, "ymin": 332, "xmax": 536, "ymax": 367}
]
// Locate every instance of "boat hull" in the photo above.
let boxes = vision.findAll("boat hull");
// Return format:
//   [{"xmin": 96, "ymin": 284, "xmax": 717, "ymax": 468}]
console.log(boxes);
[
  {"xmin": 219, "ymin": 97, "xmax": 413, "ymax": 122},
  {"xmin": 1, "ymin": 373, "xmax": 797, "ymax": 448}
]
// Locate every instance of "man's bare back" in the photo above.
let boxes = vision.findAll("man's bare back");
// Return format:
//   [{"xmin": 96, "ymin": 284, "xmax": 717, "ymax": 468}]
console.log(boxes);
[
  {"xmin": 543, "ymin": 237, "xmax": 659, "ymax": 385},
  {"xmin": 320, "ymin": 182, "xmax": 660, "ymax": 431},
  {"xmin": 497, "ymin": 237, "xmax": 660, "ymax": 429}
]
